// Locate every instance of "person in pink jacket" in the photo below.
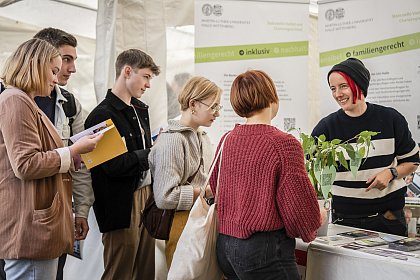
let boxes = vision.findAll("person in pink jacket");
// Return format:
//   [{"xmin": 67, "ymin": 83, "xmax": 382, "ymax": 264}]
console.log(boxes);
[
  {"xmin": 210, "ymin": 69, "xmax": 322, "ymax": 279},
  {"xmin": 0, "ymin": 38, "xmax": 100, "ymax": 280}
]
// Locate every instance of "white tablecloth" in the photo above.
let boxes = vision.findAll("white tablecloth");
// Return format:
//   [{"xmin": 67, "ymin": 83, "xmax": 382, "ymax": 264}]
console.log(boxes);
[{"xmin": 300, "ymin": 224, "xmax": 420, "ymax": 280}]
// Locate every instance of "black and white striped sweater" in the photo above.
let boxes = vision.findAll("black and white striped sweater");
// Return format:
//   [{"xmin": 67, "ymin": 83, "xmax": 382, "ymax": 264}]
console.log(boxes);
[{"xmin": 312, "ymin": 102, "xmax": 419, "ymax": 215}]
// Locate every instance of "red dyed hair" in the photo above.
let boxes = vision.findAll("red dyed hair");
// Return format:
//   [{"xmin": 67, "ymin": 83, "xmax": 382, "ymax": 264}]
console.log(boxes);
[{"xmin": 335, "ymin": 71, "xmax": 363, "ymax": 104}]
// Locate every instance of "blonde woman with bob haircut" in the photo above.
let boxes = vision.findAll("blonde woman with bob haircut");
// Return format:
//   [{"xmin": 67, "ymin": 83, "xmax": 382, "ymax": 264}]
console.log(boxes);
[
  {"xmin": 0, "ymin": 38, "xmax": 101, "ymax": 280},
  {"xmin": 209, "ymin": 69, "xmax": 322, "ymax": 279},
  {"xmin": 149, "ymin": 76, "xmax": 222, "ymax": 268}
]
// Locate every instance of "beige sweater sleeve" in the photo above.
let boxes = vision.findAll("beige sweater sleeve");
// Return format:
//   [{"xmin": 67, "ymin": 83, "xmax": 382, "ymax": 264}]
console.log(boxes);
[{"xmin": 149, "ymin": 132, "xmax": 197, "ymax": 211}]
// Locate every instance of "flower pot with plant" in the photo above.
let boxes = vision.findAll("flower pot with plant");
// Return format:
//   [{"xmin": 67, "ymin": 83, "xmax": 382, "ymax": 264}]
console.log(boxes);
[{"xmin": 294, "ymin": 130, "xmax": 378, "ymax": 235}]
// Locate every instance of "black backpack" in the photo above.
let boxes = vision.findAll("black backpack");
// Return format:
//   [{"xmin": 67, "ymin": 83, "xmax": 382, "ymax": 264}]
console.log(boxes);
[
  {"xmin": 59, "ymin": 87, "xmax": 77, "ymax": 136},
  {"xmin": 0, "ymin": 83, "xmax": 77, "ymax": 136}
]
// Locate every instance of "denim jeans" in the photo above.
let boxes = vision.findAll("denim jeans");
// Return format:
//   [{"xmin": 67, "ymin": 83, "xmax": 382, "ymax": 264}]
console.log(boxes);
[
  {"xmin": 216, "ymin": 229, "xmax": 299, "ymax": 280},
  {"xmin": 0, "ymin": 259, "xmax": 5, "ymax": 280},
  {"xmin": 332, "ymin": 209, "xmax": 407, "ymax": 236},
  {"xmin": 4, "ymin": 258, "xmax": 58, "ymax": 280}
]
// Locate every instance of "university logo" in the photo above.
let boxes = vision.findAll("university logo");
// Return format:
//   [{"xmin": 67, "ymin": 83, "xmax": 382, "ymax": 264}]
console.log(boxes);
[
  {"xmin": 202, "ymin": 4, "xmax": 223, "ymax": 16},
  {"xmin": 325, "ymin": 8, "xmax": 345, "ymax": 21},
  {"xmin": 202, "ymin": 4, "xmax": 212, "ymax": 16}
]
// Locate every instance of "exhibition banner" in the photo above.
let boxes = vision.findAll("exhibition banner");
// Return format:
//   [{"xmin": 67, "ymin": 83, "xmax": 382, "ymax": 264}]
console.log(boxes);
[
  {"xmin": 195, "ymin": 0, "xmax": 310, "ymax": 143},
  {"xmin": 318, "ymin": 0, "xmax": 420, "ymax": 143}
]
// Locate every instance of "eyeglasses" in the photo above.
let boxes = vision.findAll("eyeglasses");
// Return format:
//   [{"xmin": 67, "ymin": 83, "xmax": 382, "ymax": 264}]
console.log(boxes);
[{"xmin": 195, "ymin": 100, "xmax": 223, "ymax": 113}]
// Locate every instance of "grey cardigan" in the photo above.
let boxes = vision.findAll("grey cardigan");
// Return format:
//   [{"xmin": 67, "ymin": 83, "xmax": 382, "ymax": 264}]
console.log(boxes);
[{"xmin": 148, "ymin": 120, "xmax": 213, "ymax": 210}]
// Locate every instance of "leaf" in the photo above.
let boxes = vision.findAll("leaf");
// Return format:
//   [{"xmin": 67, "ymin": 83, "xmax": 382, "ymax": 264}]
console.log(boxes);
[
  {"xmin": 320, "ymin": 165, "xmax": 336, "ymax": 201},
  {"xmin": 320, "ymin": 166, "xmax": 336, "ymax": 187},
  {"xmin": 350, "ymin": 155, "xmax": 362, "ymax": 178},
  {"xmin": 327, "ymin": 151, "xmax": 335, "ymax": 166},
  {"xmin": 359, "ymin": 130, "xmax": 379, "ymax": 138},
  {"xmin": 308, "ymin": 173, "xmax": 315, "ymax": 187},
  {"xmin": 331, "ymin": 138, "xmax": 341, "ymax": 145},
  {"xmin": 309, "ymin": 144, "xmax": 317, "ymax": 155},
  {"xmin": 314, "ymin": 159, "xmax": 322, "ymax": 183},
  {"xmin": 344, "ymin": 144, "xmax": 355, "ymax": 159},
  {"xmin": 321, "ymin": 185, "xmax": 332, "ymax": 201},
  {"xmin": 358, "ymin": 146, "xmax": 366, "ymax": 158},
  {"xmin": 318, "ymin": 134, "xmax": 326, "ymax": 142},
  {"xmin": 309, "ymin": 168, "xmax": 318, "ymax": 188},
  {"xmin": 337, "ymin": 151, "xmax": 349, "ymax": 170}
]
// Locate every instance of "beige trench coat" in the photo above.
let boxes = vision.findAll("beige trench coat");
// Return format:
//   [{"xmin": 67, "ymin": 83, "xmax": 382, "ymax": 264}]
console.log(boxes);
[{"xmin": 0, "ymin": 88, "xmax": 73, "ymax": 259}]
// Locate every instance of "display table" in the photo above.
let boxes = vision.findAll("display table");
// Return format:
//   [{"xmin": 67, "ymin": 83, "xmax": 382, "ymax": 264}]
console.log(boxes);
[
  {"xmin": 65, "ymin": 211, "xmax": 420, "ymax": 279},
  {"xmin": 298, "ymin": 224, "xmax": 420, "ymax": 280}
]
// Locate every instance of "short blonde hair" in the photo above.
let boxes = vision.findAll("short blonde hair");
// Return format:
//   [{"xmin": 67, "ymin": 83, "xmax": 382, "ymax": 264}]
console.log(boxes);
[
  {"xmin": 230, "ymin": 70, "xmax": 278, "ymax": 118},
  {"xmin": 1, "ymin": 38, "xmax": 60, "ymax": 96},
  {"xmin": 178, "ymin": 76, "xmax": 222, "ymax": 111}
]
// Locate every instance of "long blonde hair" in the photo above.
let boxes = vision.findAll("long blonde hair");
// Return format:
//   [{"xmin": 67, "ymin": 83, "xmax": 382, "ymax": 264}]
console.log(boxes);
[{"xmin": 1, "ymin": 38, "xmax": 60, "ymax": 96}]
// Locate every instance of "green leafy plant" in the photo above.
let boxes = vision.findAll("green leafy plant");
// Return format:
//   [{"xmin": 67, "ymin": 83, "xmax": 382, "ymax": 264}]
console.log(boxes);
[{"xmin": 295, "ymin": 130, "xmax": 379, "ymax": 200}]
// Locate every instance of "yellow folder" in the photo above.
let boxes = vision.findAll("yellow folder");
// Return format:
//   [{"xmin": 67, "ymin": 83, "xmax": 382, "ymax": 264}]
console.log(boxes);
[{"xmin": 71, "ymin": 119, "xmax": 128, "ymax": 169}]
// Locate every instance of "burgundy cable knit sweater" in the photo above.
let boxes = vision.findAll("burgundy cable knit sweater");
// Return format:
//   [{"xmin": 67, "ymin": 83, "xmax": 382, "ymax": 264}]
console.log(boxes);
[{"xmin": 210, "ymin": 124, "xmax": 321, "ymax": 243}]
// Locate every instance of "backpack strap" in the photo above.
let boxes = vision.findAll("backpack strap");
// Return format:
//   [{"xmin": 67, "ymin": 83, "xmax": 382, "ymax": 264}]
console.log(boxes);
[{"xmin": 59, "ymin": 87, "xmax": 77, "ymax": 136}]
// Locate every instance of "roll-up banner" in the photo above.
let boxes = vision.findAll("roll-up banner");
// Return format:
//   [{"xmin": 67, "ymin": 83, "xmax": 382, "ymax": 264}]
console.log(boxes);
[
  {"xmin": 318, "ymin": 0, "xmax": 420, "ymax": 143},
  {"xmin": 195, "ymin": 0, "xmax": 310, "ymax": 144}
]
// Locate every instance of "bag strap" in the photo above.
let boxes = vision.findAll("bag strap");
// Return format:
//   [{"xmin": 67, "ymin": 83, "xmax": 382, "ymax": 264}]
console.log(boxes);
[
  {"xmin": 185, "ymin": 134, "xmax": 204, "ymax": 184},
  {"xmin": 200, "ymin": 132, "xmax": 230, "ymax": 199},
  {"xmin": 186, "ymin": 157, "xmax": 202, "ymax": 184},
  {"xmin": 214, "ymin": 146, "xmax": 224, "ymax": 204}
]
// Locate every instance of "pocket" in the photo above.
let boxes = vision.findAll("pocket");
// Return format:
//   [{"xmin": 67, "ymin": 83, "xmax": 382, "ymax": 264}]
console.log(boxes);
[
  {"xmin": 234, "ymin": 232, "xmax": 274, "ymax": 270},
  {"xmin": 32, "ymin": 192, "xmax": 61, "ymax": 223},
  {"xmin": 274, "ymin": 230, "xmax": 296, "ymax": 260}
]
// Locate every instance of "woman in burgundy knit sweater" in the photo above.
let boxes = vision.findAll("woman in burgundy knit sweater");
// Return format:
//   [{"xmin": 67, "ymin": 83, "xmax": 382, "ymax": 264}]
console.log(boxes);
[{"xmin": 209, "ymin": 70, "xmax": 322, "ymax": 279}]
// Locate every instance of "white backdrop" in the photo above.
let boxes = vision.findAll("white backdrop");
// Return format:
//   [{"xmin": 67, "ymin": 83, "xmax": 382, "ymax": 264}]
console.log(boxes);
[
  {"xmin": 0, "ymin": 1, "xmax": 419, "ymax": 279},
  {"xmin": 195, "ymin": 0, "xmax": 311, "ymax": 144},
  {"xmin": 318, "ymin": 0, "xmax": 420, "ymax": 143}
]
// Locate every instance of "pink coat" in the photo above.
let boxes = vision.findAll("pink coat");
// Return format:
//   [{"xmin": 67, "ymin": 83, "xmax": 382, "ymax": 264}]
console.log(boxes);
[{"xmin": 0, "ymin": 88, "xmax": 73, "ymax": 259}]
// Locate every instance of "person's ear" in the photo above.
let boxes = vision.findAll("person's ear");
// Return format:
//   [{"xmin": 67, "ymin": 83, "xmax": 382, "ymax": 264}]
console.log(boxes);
[
  {"xmin": 123, "ymin": 66, "xmax": 132, "ymax": 79},
  {"xmin": 189, "ymin": 99, "xmax": 196, "ymax": 110}
]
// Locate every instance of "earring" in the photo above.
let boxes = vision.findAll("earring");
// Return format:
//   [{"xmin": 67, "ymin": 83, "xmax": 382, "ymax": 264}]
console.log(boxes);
[{"xmin": 191, "ymin": 110, "xmax": 195, "ymax": 114}]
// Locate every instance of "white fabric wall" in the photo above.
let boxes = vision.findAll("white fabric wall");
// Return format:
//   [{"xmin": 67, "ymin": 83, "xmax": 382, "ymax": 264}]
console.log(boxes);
[{"xmin": 95, "ymin": 0, "xmax": 193, "ymax": 130}]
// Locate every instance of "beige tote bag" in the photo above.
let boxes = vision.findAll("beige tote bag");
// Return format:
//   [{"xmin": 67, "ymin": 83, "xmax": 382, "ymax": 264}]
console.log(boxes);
[{"xmin": 167, "ymin": 134, "xmax": 229, "ymax": 280}]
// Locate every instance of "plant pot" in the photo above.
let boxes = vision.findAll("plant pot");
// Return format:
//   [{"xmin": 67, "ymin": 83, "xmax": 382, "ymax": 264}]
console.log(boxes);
[{"xmin": 316, "ymin": 199, "xmax": 330, "ymax": 237}]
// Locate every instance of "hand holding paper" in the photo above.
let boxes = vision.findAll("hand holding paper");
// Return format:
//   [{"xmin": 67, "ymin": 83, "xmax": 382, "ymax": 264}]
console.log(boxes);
[
  {"xmin": 69, "ymin": 119, "xmax": 128, "ymax": 169},
  {"xmin": 69, "ymin": 133, "xmax": 103, "ymax": 156}
]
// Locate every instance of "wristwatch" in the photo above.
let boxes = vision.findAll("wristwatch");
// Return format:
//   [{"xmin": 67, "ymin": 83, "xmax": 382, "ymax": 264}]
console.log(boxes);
[{"xmin": 389, "ymin": 167, "xmax": 398, "ymax": 181}]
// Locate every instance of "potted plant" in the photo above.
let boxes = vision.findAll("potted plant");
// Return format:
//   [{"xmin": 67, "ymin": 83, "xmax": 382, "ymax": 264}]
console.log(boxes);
[{"xmin": 294, "ymin": 130, "xmax": 378, "ymax": 235}]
